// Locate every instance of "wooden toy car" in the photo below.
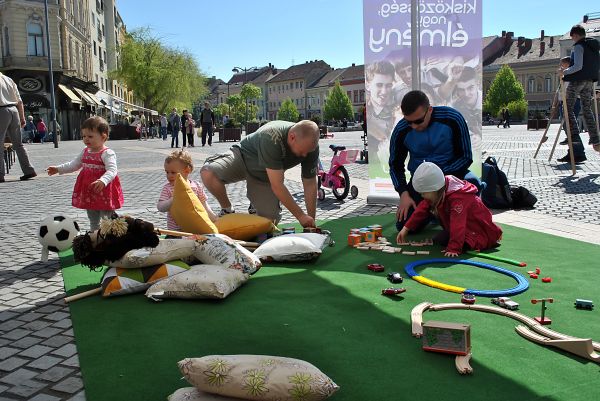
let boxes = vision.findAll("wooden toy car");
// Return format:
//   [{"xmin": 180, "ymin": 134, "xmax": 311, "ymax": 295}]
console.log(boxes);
[
  {"xmin": 461, "ymin": 294, "xmax": 476, "ymax": 304},
  {"xmin": 574, "ymin": 299, "xmax": 594, "ymax": 310},
  {"xmin": 381, "ymin": 288, "xmax": 406, "ymax": 295},
  {"xmin": 367, "ymin": 263, "xmax": 385, "ymax": 272},
  {"xmin": 387, "ymin": 272, "xmax": 403, "ymax": 283},
  {"xmin": 491, "ymin": 297, "xmax": 519, "ymax": 310}
]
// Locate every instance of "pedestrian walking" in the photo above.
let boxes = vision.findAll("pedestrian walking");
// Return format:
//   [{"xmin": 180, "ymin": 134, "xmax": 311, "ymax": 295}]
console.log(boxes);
[
  {"xmin": 47, "ymin": 116, "xmax": 124, "ymax": 231},
  {"xmin": 503, "ymin": 108, "xmax": 510, "ymax": 128},
  {"xmin": 0, "ymin": 72, "xmax": 37, "ymax": 182},
  {"xmin": 23, "ymin": 115, "xmax": 37, "ymax": 143},
  {"xmin": 169, "ymin": 108, "xmax": 180, "ymax": 148},
  {"xmin": 37, "ymin": 117, "xmax": 47, "ymax": 143},
  {"xmin": 180, "ymin": 110, "xmax": 189, "ymax": 147},
  {"xmin": 160, "ymin": 113, "xmax": 168, "ymax": 140},
  {"xmin": 185, "ymin": 113, "xmax": 195, "ymax": 147}
]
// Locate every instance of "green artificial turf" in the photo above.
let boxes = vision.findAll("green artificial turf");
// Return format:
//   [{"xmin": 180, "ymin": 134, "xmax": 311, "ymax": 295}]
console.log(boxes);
[{"xmin": 61, "ymin": 214, "xmax": 600, "ymax": 401}]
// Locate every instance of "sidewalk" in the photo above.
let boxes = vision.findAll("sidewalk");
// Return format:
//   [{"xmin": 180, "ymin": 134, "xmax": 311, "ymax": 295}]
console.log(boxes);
[{"xmin": 0, "ymin": 124, "xmax": 598, "ymax": 400}]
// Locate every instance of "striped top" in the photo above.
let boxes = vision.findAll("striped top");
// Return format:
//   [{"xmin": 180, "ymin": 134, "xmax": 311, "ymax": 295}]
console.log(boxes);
[{"xmin": 389, "ymin": 106, "xmax": 472, "ymax": 195}]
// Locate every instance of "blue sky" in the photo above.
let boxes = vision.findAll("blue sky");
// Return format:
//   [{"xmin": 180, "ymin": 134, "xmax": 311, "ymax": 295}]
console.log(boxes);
[{"xmin": 117, "ymin": 0, "xmax": 594, "ymax": 81}]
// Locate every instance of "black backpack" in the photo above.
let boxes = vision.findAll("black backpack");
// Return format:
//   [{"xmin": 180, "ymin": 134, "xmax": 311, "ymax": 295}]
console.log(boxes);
[
  {"xmin": 481, "ymin": 156, "xmax": 513, "ymax": 209},
  {"xmin": 510, "ymin": 186, "xmax": 537, "ymax": 209}
]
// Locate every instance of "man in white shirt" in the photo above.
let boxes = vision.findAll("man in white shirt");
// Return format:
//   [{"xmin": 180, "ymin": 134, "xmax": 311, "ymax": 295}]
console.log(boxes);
[{"xmin": 0, "ymin": 72, "xmax": 37, "ymax": 182}]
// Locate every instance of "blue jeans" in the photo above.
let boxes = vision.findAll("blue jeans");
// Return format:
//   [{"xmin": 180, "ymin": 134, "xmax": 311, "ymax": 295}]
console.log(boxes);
[
  {"xmin": 395, "ymin": 170, "xmax": 484, "ymax": 231},
  {"xmin": 171, "ymin": 129, "xmax": 179, "ymax": 148},
  {"xmin": 161, "ymin": 127, "xmax": 167, "ymax": 140}
]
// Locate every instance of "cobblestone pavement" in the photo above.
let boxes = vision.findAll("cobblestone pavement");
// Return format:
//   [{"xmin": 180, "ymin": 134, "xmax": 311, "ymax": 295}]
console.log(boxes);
[{"xmin": 1, "ymin": 124, "xmax": 598, "ymax": 400}]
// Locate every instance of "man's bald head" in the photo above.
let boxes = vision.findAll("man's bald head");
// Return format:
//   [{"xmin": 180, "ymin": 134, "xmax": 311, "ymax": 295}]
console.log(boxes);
[{"xmin": 288, "ymin": 120, "xmax": 319, "ymax": 157}]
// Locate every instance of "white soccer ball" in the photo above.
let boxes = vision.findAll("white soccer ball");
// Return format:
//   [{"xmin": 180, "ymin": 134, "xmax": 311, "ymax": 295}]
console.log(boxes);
[{"xmin": 38, "ymin": 215, "xmax": 80, "ymax": 253}]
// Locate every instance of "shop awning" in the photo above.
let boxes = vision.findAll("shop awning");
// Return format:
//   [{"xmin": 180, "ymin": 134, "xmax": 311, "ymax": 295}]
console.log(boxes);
[
  {"xmin": 73, "ymin": 88, "xmax": 99, "ymax": 107},
  {"xmin": 86, "ymin": 91, "xmax": 103, "ymax": 107},
  {"xmin": 58, "ymin": 84, "xmax": 82, "ymax": 104}
]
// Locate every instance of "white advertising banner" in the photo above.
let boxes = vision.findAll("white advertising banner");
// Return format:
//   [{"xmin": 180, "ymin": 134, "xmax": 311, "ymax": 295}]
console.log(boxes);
[{"xmin": 363, "ymin": 0, "xmax": 482, "ymax": 203}]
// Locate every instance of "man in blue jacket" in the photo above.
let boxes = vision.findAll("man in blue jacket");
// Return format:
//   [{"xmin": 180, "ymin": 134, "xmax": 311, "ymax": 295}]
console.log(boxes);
[
  {"xmin": 389, "ymin": 90, "xmax": 481, "ymax": 231},
  {"xmin": 559, "ymin": 24, "xmax": 600, "ymax": 163}
]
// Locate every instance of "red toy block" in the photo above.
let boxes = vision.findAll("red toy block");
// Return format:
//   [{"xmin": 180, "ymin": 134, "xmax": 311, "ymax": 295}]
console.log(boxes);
[
  {"xmin": 535, "ymin": 267, "xmax": 541, "ymax": 274},
  {"xmin": 381, "ymin": 288, "xmax": 406, "ymax": 295},
  {"xmin": 367, "ymin": 263, "xmax": 385, "ymax": 272},
  {"xmin": 542, "ymin": 277, "xmax": 552, "ymax": 283},
  {"xmin": 529, "ymin": 273, "xmax": 538, "ymax": 279}
]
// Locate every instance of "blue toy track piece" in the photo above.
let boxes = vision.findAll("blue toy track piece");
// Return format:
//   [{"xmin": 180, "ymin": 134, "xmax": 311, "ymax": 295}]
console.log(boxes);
[{"xmin": 404, "ymin": 258, "xmax": 529, "ymax": 297}]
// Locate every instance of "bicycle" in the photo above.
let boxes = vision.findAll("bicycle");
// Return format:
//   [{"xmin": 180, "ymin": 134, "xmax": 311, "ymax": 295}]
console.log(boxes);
[{"xmin": 317, "ymin": 144, "xmax": 359, "ymax": 201}]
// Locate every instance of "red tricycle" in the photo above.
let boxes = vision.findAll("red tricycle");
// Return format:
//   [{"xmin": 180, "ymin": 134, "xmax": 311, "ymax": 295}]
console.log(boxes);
[{"xmin": 317, "ymin": 144, "xmax": 359, "ymax": 201}]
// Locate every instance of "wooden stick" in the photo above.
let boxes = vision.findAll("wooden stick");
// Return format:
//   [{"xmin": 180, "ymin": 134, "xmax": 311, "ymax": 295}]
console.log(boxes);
[
  {"xmin": 593, "ymin": 82, "xmax": 600, "ymax": 141},
  {"xmin": 534, "ymin": 84, "xmax": 560, "ymax": 158},
  {"xmin": 156, "ymin": 228, "xmax": 259, "ymax": 248},
  {"xmin": 548, "ymin": 118, "xmax": 563, "ymax": 162},
  {"xmin": 64, "ymin": 287, "xmax": 101, "ymax": 303}
]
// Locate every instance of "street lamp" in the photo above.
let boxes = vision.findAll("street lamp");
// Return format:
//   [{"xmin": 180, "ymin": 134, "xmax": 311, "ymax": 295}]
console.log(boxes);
[{"xmin": 232, "ymin": 66, "xmax": 258, "ymax": 130}]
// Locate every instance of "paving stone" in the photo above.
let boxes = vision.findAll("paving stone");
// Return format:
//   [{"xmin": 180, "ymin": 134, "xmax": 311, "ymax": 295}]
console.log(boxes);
[
  {"xmin": 51, "ymin": 376, "xmax": 83, "ymax": 394},
  {"xmin": 0, "ymin": 356, "xmax": 28, "ymax": 372},
  {"xmin": 0, "ymin": 384, "xmax": 7, "ymax": 394},
  {"xmin": 61, "ymin": 328, "xmax": 74, "ymax": 337},
  {"xmin": 1, "ymin": 298, "xmax": 24, "ymax": 307},
  {"xmin": 35, "ymin": 305, "xmax": 62, "ymax": 314},
  {"xmin": 17, "ymin": 312, "xmax": 45, "ymax": 322},
  {"xmin": 29, "ymin": 394, "xmax": 62, "ymax": 401},
  {"xmin": 0, "ymin": 311, "xmax": 18, "ymax": 322},
  {"xmin": 61, "ymin": 355, "xmax": 79, "ymax": 368},
  {"xmin": 22, "ymin": 319, "xmax": 53, "ymax": 331},
  {"xmin": 41, "ymin": 335, "xmax": 72, "ymax": 348},
  {"xmin": 67, "ymin": 391, "xmax": 86, "ymax": 401},
  {"xmin": 52, "ymin": 344, "xmax": 77, "ymax": 358},
  {"xmin": 0, "ymin": 367, "xmax": 38, "ymax": 384},
  {"xmin": 5, "ymin": 379, "xmax": 47, "ymax": 398},
  {"xmin": 36, "ymin": 366, "xmax": 75, "ymax": 383},
  {"xmin": 45, "ymin": 312, "xmax": 70, "ymax": 322},
  {"xmin": 0, "ymin": 347, "xmax": 20, "ymax": 360},
  {"xmin": 0, "ymin": 319, "xmax": 25, "ymax": 332},
  {"xmin": 11, "ymin": 335, "xmax": 43, "ymax": 349},
  {"xmin": 51, "ymin": 319, "xmax": 72, "ymax": 329},
  {"xmin": 18, "ymin": 344, "xmax": 53, "ymax": 359},
  {"xmin": 1, "ymin": 328, "xmax": 32, "ymax": 340},
  {"xmin": 27, "ymin": 355, "xmax": 63, "ymax": 370},
  {"xmin": 32, "ymin": 327, "xmax": 63, "ymax": 339}
]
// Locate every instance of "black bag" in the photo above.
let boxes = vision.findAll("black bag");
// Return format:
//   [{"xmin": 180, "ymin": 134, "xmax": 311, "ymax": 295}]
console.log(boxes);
[
  {"xmin": 510, "ymin": 186, "xmax": 537, "ymax": 209},
  {"xmin": 481, "ymin": 156, "xmax": 513, "ymax": 209}
]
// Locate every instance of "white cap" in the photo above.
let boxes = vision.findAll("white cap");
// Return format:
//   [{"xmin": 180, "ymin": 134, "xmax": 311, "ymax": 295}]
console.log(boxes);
[{"xmin": 412, "ymin": 162, "xmax": 445, "ymax": 193}]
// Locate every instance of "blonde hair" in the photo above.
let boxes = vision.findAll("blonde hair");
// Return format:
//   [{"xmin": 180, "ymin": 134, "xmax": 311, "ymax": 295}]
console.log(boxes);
[{"xmin": 165, "ymin": 149, "xmax": 194, "ymax": 171}]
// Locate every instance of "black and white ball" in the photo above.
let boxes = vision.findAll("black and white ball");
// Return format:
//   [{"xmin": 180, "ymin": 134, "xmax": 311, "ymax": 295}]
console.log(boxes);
[{"xmin": 38, "ymin": 215, "xmax": 80, "ymax": 252}]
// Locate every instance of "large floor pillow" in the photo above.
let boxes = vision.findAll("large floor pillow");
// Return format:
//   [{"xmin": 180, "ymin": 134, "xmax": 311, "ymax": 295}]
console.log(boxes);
[
  {"xmin": 253, "ymin": 233, "xmax": 331, "ymax": 262},
  {"xmin": 101, "ymin": 260, "xmax": 190, "ymax": 297},
  {"xmin": 169, "ymin": 387, "xmax": 241, "ymax": 401},
  {"xmin": 215, "ymin": 213, "xmax": 277, "ymax": 241},
  {"xmin": 145, "ymin": 264, "xmax": 249, "ymax": 301},
  {"xmin": 178, "ymin": 355, "xmax": 339, "ymax": 401},
  {"xmin": 193, "ymin": 234, "xmax": 261, "ymax": 275},
  {"xmin": 108, "ymin": 238, "xmax": 196, "ymax": 268},
  {"xmin": 171, "ymin": 174, "xmax": 218, "ymax": 234}
]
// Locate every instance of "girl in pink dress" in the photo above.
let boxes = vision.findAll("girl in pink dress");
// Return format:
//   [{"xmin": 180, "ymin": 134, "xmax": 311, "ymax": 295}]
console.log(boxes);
[{"xmin": 47, "ymin": 116, "xmax": 124, "ymax": 230}]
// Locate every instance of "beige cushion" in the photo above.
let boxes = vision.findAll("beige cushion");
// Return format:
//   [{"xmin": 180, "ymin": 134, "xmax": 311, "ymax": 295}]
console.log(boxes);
[
  {"xmin": 253, "ymin": 233, "xmax": 330, "ymax": 262},
  {"xmin": 168, "ymin": 387, "xmax": 240, "ymax": 401},
  {"xmin": 215, "ymin": 213, "xmax": 276, "ymax": 241},
  {"xmin": 108, "ymin": 238, "xmax": 196, "ymax": 268},
  {"xmin": 178, "ymin": 355, "xmax": 339, "ymax": 401},
  {"xmin": 145, "ymin": 264, "xmax": 249, "ymax": 300},
  {"xmin": 193, "ymin": 234, "xmax": 261, "ymax": 275}
]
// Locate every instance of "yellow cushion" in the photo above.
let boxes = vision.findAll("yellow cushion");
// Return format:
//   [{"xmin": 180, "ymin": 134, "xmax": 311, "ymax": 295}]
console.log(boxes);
[
  {"xmin": 171, "ymin": 174, "xmax": 218, "ymax": 234},
  {"xmin": 215, "ymin": 213, "xmax": 276, "ymax": 241}
]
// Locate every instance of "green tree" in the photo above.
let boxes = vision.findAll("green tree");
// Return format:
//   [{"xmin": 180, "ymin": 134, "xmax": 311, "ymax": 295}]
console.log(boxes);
[
  {"xmin": 323, "ymin": 81, "xmax": 354, "ymax": 122},
  {"xmin": 483, "ymin": 65, "xmax": 526, "ymax": 117},
  {"xmin": 110, "ymin": 28, "xmax": 207, "ymax": 114},
  {"xmin": 240, "ymin": 83, "xmax": 262, "ymax": 122},
  {"xmin": 506, "ymin": 99, "xmax": 528, "ymax": 121},
  {"xmin": 225, "ymin": 94, "xmax": 245, "ymax": 126},
  {"xmin": 277, "ymin": 98, "xmax": 300, "ymax": 122}
]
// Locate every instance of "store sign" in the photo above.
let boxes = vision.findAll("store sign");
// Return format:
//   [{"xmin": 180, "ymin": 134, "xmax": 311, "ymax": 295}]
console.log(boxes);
[
  {"xmin": 18, "ymin": 77, "xmax": 43, "ymax": 92},
  {"xmin": 22, "ymin": 94, "xmax": 50, "ymax": 109}
]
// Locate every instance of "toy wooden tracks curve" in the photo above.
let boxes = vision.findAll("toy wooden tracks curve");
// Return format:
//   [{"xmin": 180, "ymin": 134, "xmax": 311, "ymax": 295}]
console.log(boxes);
[
  {"xmin": 411, "ymin": 303, "xmax": 600, "ymax": 364},
  {"xmin": 455, "ymin": 352, "xmax": 473, "ymax": 375}
]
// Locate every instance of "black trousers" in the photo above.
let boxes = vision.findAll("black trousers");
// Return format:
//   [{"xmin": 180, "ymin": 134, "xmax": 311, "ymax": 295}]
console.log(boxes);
[{"xmin": 201, "ymin": 123, "xmax": 213, "ymax": 146}]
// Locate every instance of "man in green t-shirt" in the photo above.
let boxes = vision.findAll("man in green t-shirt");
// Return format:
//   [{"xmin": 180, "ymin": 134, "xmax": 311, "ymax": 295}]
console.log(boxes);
[{"xmin": 201, "ymin": 120, "xmax": 320, "ymax": 227}]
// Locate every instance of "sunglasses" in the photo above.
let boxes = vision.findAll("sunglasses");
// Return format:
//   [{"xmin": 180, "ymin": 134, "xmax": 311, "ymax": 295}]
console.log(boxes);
[{"xmin": 405, "ymin": 108, "xmax": 430, "ymax": 125}]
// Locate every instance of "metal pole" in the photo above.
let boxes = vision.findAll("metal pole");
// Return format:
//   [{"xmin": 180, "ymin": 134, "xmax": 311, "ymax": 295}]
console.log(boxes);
[
  {"xmin": 244, "ymin": 69, "xmax": 248, "ymax": 130},
  {"xmin": 410, "ymin": 0, "xmax": 421, "ymax": 91},
  {"xmin": 44, "ymin": 0, "xmax": 58, "ymax": 148}
]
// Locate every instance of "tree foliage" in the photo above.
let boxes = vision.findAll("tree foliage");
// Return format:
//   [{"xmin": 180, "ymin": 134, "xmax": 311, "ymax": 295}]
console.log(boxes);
[
  {"xmin": 483, "ymin": 65, "xmax": 526, "ymax": 117},
  {"xmin": 323, "ymin": 81, "xmax": 354, "ymax": 121},
  {"xmin": 110, "ymin": 28, "xmax": 207, "ymax": 114},
  {"xmin": 277, "ymin": 98, "xmax": 300, "ymax": 122},
  {"xmin": 506, "ymin": 99, "xmax": 528, "ymax": 121}
]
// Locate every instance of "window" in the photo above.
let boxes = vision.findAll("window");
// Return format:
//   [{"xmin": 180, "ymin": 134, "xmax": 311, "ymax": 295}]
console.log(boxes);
[
  {"xmin": 528, "ymin": 77, "xmax": 535, "ymax": 93},
  {"xmin": 93, "ymin": 41, "xmax": 97, "ymax": 55},
  {"xmin": 27, "ymin": 22, "xmax": 44, "ymax": 56},
  {"xmin": 354, "ymin": 90, "xmax": 358, "ymax": 103},
  {"xmin": 347, "ymin": 91, "xmax": 351, "ymax": 99},
  {"xmin": 545, "ymin": 76, "xmax": 552, "ymax": 92},
  {"xmin": 300, "ymin": 81, "xmax": 303, "ymax": 89},
  {"xmin": 91, "ymin": 12, "xmax": 95, "ymax": 26},
  {"xmin": 296, "ymin": 82, "xmax": 299, "ymax": 89},
  {"xmin": 2, "ymin": 26, "xmax": 9, "ymax": 56},
  {"xmin": 359, "ymin": 90, "xmax": 365, "ymax": 102}
]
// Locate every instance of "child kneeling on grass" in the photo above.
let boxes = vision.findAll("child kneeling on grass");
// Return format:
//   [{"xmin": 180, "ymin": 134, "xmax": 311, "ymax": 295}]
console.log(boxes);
[{"xmin": 397, "ymin": 162, "xmax": 502, "ymax": 257}]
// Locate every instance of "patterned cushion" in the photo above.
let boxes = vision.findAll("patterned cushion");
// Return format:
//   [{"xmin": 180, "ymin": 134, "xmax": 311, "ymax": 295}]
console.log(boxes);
[
  {"xmin": 171, "ymin": 174, "xmax": 218, "ymax": 234},
  {"xmin": 179, "ymin": 355, "xmax": 339, "ymax": 401},
  {"xmin": 253, "ymin": 233, "xmax": 331, "ymax": 262},
  {"xmin": 168, "ymin": 387, "xmax": 240, "ymax": 401},
  {"xmin": 145, "ymin": 264, "xmax": 249, "ymax": 300},
  {"xmin": 101, "ymin": 260, "xmax": 190, "ymax": 297},
  {"xmin": 108, "ymin": 238, "xmax": 196, "ymax": 268},
  {"xmin": 193, "ymin": 234, "xmax": 261, "ymax": 275}
]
